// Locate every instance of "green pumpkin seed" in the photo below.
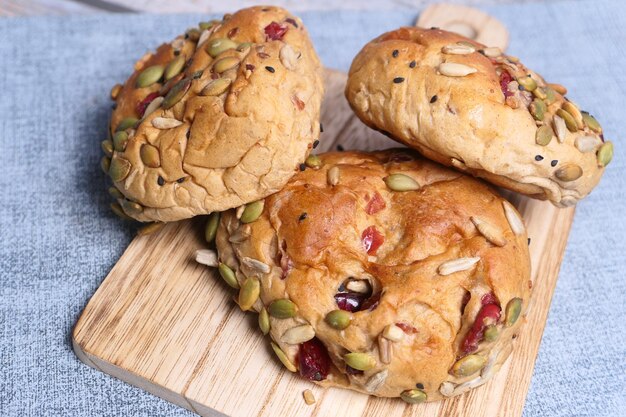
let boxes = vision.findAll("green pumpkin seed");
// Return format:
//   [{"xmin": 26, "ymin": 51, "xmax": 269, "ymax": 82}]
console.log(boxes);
[
  {"xmin": 122, "ymin": 200, "xmax": 143, "ymax": 214},
  {"xmin": 185, "ymin": 28, "xmax": 200, "ymax": 41},
  {"xmin": 237, "ymin": 42, "xmax": 252, "ymax": 52},
  {"xmin": 164, "ymin": 55, "xmax": 186, "ymax": 81},
  {"xmin": 199, "ymin": 20, "xmax": 220, "ymax": 30},
  {"xmin": 505, "ymin": 298, "xmax": 523, "ymax": 326},
  {"xmin": 140, "ymin": 144, "xmax": 160, "ymax": 168},
  {"xmin": 305, "ymin": 154, "xmax": 321, "ymax": 169},
  {"xmin": 270, "ymin": 342, "xmax": 297, "ymax": 372},
  {"xmin": 110, "ymin": 202, "xmax": 132, "ymax": 220},
  {"xmin": 529, "ymin": 99, "xmax": 546, "ymax": 121},
  {"xmin": 384, "ymin": 173, "xmax": 420, "ymax": 191},
  {"xmin": 544, "ymin": 87, "xmax": 557, "ymax": 105},
  {"xmin": 532, "ymin": 86, "xmax": 547, "ymax": 100},
  {"xmin": 400, "ymin": 389, "xmax": 427, "ymax": 404},
  {"xmin": 451, "ymin": 354, "xmax": 486, "ymax": 377},
  {"xmin": 217, "ymin": 263, "xmax": 239, "ymax": 289},
  {"xmin": 517, "ymin": 75, "xmax": 537, "ymax": 92},
  {"xmin": 556, "ymin": 109, "xmax": 578, "ymax": 132},
  {"xmin": 325, "ymin": 310, "xmax": 351, "ymax": 330},
  {"xmin": 162, "ymin": 77, "xmax": 192, "ymax": 109},
  {"xmin": 112, "ymin": 131, "xmax": 128, "ymax": 152},
  {"xmin": 204, "ymin": 212, "xmax": 220, "ymax": 243},
  {"xmin": 101, "ymin": 140, "xmax": 113, "ymax": 157},
  {"xmin": 555, "ymin": 164, "xmax": 583, "ymax": 182},
  {"xmin": 116, "ymin": 117, "xmax": 138, "ymax": 132},
  {"xmin": 582, "ymin": 113, "xmax": 602, "ymax": 134},
  {"xmin": 344, "ymin": 352, "xmax": 376, "ymax": 371},
  {"xmin": 238, "ymin": 277, "xmax": 260, "ymax": 311},
  {"xmin": 108, "ymin": 186, "xmax": 124, "ymax": 200},
  {"xmin": 259, "ymin": 307, "xmax": 270, "ymax": 335},
  {"xmin": 100, "ymin": 156, "xmax": 111, "ymax": 174},
  {"xmin": 484, "ymin": 325, "xmax": 499, "ymax": 342},
  {"xmin": 206, "ymin": 38, "xmax": 238, "ymax": 58},
  {"xmin": 136, "ymin": 65, "xmax": 164, "ymax": 88},
  {"xmin": 268, "ymin": 299, "xmax": 297, "ymax": 319},
  {"xmin": 562, "ymin": 102, "xmax": 584, "ymax": 129},
  {"xmin": 213, "ymin": 56, "xmax": 240, "ymax": 73},
  {"xmin": 535, "ymin": 125, "xmax": 554, "ymax": 146},
  {"xmin": 597, "ymin": 141, "xmax": 613, "ymax": 167},
  {"xmin": 137, "ymin": 222, "xmax": 164, "ymax": 236},
  {"xmin": 200, "ymin": 78, "xmax": 231, "ymax": 96},
  {"xmin": 109, "ymin": 157, "xmax": 131, "ymax": 182},
  {"xmin": 240, "ymin": 200, "xmax": 264, "ymax": 224}
]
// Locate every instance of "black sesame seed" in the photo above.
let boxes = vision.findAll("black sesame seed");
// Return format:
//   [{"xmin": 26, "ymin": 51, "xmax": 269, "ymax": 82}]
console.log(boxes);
[
  {"xmin": 111, "ymin": 103, "xmax": 117, "ymax": 110},
  {"xmin": 393, "ymin": 77, "xmax": 405, "ymax": 84},
  {"xmin": 320, "ymin": 123, "xmax": 324, "ymax": 133},
  {"xmin": 430, "ymin": 95, "xmax": 438, "ymax": 103},
  {"xmin": 337, "ymin": 144, "xmax": 345, "ymax": 151},
  {"xmin": 535, "ymin": 155, "xmax": 544, "ymax": 161},
  {"xmin": 551, "ymin": 160, "xmax": 558, "ymax": 167},
  {"xmin": 177, "ymin": 177, "xmax": 185, "ymax": 183},
  {"xmin": 186, "ymin": 130, "xmax": 191, "ymax": 139},
  {"xmin": 157, "ymin": 176, "xmax": 165, "ymax": 186},
  {"xmin": 409, "ymin": 60, "xmax": 416, "ymax": 68},
  {"xmin": 265, "ymin": 66, "xmax": 275, "ymax": 73},
  {"xmin": 416, "ymin": 383, "xmax": 425, "ymax": 390},
  {"xmin": 392, "ymin": 49, "xmax": 399, "ymax": 58},
  {"xmin": 299, "ymin": 163, "xmax": 306, "ymax": 171},
  {"xmin": 174, "ymin": 50, "xmax": 180, "ymax": 56},
  {"xmin": 528, "ymin": 238, "xmax": 531, "ymax": 246},
  {"xmin": 298, "ymin": 212, "xmax": 308, "ymax": 222},
  {"xmin": 430, "ymin": 26, "xmax": 439, "ymax": 30},
  {"xmin": 313, "ymin": 140, "xmax": 319, "ymax": 149},
  {"xmin": 184, "ymin": 33, "xmax": 189, "ymax": 39}
]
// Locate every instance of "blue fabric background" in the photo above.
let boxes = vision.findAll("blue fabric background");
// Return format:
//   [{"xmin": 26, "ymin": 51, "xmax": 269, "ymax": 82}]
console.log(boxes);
[{"xmin": 0, "ymin": 1, "xmax": 624, "ymax": 416}]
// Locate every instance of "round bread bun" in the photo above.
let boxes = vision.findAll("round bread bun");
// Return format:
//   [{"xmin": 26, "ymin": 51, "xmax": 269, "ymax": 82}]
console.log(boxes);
[
  {"xmin": 213, "ymin": 149, "xmax": 531, "ymax": 402},
  {"xmin": 345, "ymin": 27, "xmax": 613, "ymax": 207},
  {"xmin": 102, "ymin": 6, "xmax": 324, "ymax": 222}
]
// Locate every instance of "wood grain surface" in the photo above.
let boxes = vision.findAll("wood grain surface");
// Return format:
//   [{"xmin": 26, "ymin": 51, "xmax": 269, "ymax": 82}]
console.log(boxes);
[{"xmin": 73, "ymin": 6, "xmax": 575, "ymax": 417}]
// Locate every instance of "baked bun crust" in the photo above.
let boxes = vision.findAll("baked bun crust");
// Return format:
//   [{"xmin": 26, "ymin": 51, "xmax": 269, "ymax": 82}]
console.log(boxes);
[
  {"xmin": 214, "ymin": 150, "xmax": 531, "ymax": 402},
  {"xmin": 345, "ymin": 27, "xmax": 613, "ymax": 207},
  {"xmin": 103, "ymin": 6, "xmax": 323, "ymax": 222}
]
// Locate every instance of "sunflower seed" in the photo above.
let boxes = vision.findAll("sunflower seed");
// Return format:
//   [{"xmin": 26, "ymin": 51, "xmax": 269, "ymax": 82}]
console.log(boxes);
[
  {"xmin": 562, "ymin": 101, "xmax": 584, "ymax": 129},
  {"xmin": 450, "ymin": 376, "xmax": 483, "ymax": 396},
  {"xmin": 270, "ymin": 342, "xmax": 297, "ymax": 372},
  {"xmin": 400, "ymin": 389, "xmax": 427, "ymax": 404},
  {"xmin": 597, "ymin": 141, "xmax": 613, "ymax": 167},
  {"xmin": 471, "ymin": 216, "xmax": 507, "ymax": 247},
  {"xmin": 109, "ymin": 157, "xmax": 131, "ymax": 182},
  {"xmin": 575, "ymin": 135, "xmax": 601, "ymax": 153},
  {"xmin": 240, "ymin": 200, "xmax": 264, "ymax": 223},
  {"xmin": 345, "ymin": 279, "xmax": 369, "ymax": 293},
  {"xmin": 204, "ymin": 212, "xmax": 220, "ymax": 243},
  {"xmin": 384, "ymin": 173, "xmax": 420, "ymax": 191},
  {"xmin": 555, "ymin": 164, "xmax": 583, "ymax": 181},
  {"xmin": 238, "ymin": 277, "xmax": 260, "ymax": 311},
  {"xmin": 281, "ymin": 324, "xmax": 315, "ymax": 344},
  {"xmin": 437, "ymin": 257, "xmax": 480, "ymax": 276},
  {"xmin": 378, "ymin": 335, "xmax": 392, "ymax": 364},
  {"xmin": 344, "ymin": 352, "xmax": 376, "ymax": 371},
  {"xmin": 197, "ymin": 29, "xmax": 211, "ymax": 46},
  {"xmin": 439, "ymin": 382, "xmax": 455, "ymax": 397},
  {"xmin": 505, "ymin": 298, "xmax": 523, "ymax": 326},
  {"xmin": 228, "ymin": 224, "xmax": 251, "ymax": 243},
  {"xmin": 136, "ymin": 65, "xmax": 164, "ymax": 88},
  {"xmin": 442, "ymin": 43, "xmax": 475, "ymax": 55},
  {"xmin": 151, "ymin": 117, "xmax": 183, "ymax": 129},
  {"xmin": 218, "ymin": 263, "xmax": 239, "ymax": 289},
  {"xmin": 259, "ymin": 307, "xmax": 270, "ymax": 335},
  {"xmin": 195, "ymin": 249, "xmax": 218, "ymax": 267},
  {"xmin": 280, "ymin": 44, "xmax": 300, "ymax": 70},
  {"xmin": 364, "ymin": 370, "xmax": 388, "ymax": 393},
  {"xmin": 327, "ymin": 166, "xmax": 340, "ymax": 186},
  {"xmin": 382, "ymin": 324, "xmax": 404, "ymax": 342},
  {"xmin": 200, "ymin": 78, "xmax": 231, "ymax": 96},
  {"xmin": 303, "ymin": 389, "xmax": 315, "ymax": 405},
  {"xmin": 553, "ymin": 115, "xmax": 568, "ymax": 143},
  {"xmin": 438, "ymin": 62, "xmax": 477, "ymax": 77},
  {"xmin": 451, "ymin": 354, "xmax": 486, "ymax": 377},
  {"xmin": 241, "ymin": 256, "xmax": 270, "ymax": 274},
  {"xmin": 502, "ymin": 201, "xmax": 525, "ymax": 235},
  {"xmin": 235, "ymin": 204, "xmax": 245, "ymax": 219},
  {"xmin": 142, "ymin": 96, "xmax": 164, "ymax": 119},
  {"xmin": 480, "ymin": 47, "xmax": 501, "ymax": 57}
]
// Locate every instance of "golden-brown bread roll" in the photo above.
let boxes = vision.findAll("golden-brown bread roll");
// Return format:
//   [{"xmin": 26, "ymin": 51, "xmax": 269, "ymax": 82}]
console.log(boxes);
[
  {"xmin": 212, "ymin": 150, "xmax": 531, "ymax": 402},
  {"xmin": 345, "ymin": 27, "xmax": 613, "ymax": 207},
  {"xmin": 102, "ymin": 6, "xmax": 324, "ymax": 222}
]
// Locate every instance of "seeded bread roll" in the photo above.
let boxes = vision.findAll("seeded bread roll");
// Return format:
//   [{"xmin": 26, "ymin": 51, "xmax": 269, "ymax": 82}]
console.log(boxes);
[
  {"xmin": 102, "ymin": 6, "xmax": 324, "ymax": 222},
  {"xmin": 212, "ymin": 150, "xmax": 531, "ymax": 402},
  {"xmin": 345, "ymin": 27, "xmax": 613, "ymax": 207}
]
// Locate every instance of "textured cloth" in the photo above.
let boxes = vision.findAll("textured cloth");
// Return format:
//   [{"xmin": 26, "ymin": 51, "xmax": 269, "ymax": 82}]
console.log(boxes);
[{"xmin": 0, "ymin": 1, "xmax": 624, "ymax": 416}]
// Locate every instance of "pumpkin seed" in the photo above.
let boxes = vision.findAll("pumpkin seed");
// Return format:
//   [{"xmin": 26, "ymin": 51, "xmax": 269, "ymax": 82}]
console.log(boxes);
[
  {"xmin": 378, "ymin": 335, "xmax": 392, "ymax": 364},
  {"xmin": 218, "ymin": 263, "xmax": 239, "ymax": 289},
  {"xmin": 553, "ymin": 115, "xmax": 568, "ymax": 143},
  {"xmin": 562, "ymin": 101, "xmax": 584, "ymax": 129},
  {"xmin": 364, "ymin": 370, "xmax": 388, "ymax": 393},
  {"xmin": 505, "ymin": 298, "xmax": 523, "ymax": 326},
  {"xmin": 281, "ymin": 324, "xmax": 315, "ymax": 344},
  {"xmin": 303, "ymin": 389, "xmax": 315, "ymax": 405},
  {"xmin": 327, "ymin": 166, "xmax": 340, "ymax": 186},
  {"xmin": 268, "ymin": 299, "xmax": 297, "ymax": 319},
  {"xmin": 575, "ymin": 135, "xmax": 601, "ymax": 153},
  {"xmin": 270, "ymin": 342, "xmax": 297, "ymax": 372},
  {"xmin": 535, "ymin": 125, "xmax": 554, "ymax": 146},
  {"xmin": 109, "ymin": 157, "xmax": 131, "ymax": 182},
  {"xmin": 112, "ymin": 131, "xmax": 128, "ymax": 152},
  {"xmin": 238, "ymin": 277, "xmax": 260, "ymax": 311},
  {"xmin": 108, "ymin": 186, "xmax": 124, "ymax": 200},
  {"xmin": 344, "ymin": 352, "xmax": 376, "ymax": 371},
  {"xmin": 195, "ymin": 249, "xmax": 218, "ymax": 267},
  {"xmin": 110, "ymin": 83, "xmax": 122, "ymax": 100},
  {"xmin": 502, "ymin": 200, "xmax": 525, "ymax": 235},
  {"xmin": 517, "ymin": 75, "xmax": 537, "ymax": 92},
  {"xmin": 140, "ymin": 144, "xmax": 160, "ymax": 167},
  {"xmin": 384, "ymin": 173, "xmax": 420, "ymax": 191},
  {"xmin": 199, "ymin": 19, "xmax": 219, "ymax": 30},
  {"xmin": 400, "ymin": 389, "xmax": 427, "ymax": 404},
  {"xmin": 116, "ymin": 117, "xmax": 138, "ymax": 132},
  {"xmin": 305, "ymin": 154, "xmax": 321, "ymax": 169},
  {"xmin": 437, "ymin": 257, "xmax": 480, "ymax": 276},
  {"xmin": 136, "ymin": 65, "xmax": 164, "ymax": 88},
  {"xmin": 451, "ymin": 354, "xmax": 486, "ymax": 377},
  {"xmin": 101, "ymin": 140, "xmax": 113, "ymax": 157},
  {"xmin": 162, "ymin": 77, "xmax": 191, "ymax": 109},
  {"xmin": 204, "ymin": 212, "xmax": 220, "ymax": 243},
  {"xmin": 206, "ymin": 38, "xmax": 238, "ymax": 57},
  {"xmin": 544, "ymin": 87, "xmax": 557, "ymax": 105},
  {"xmin": 533, "ymin": 86, "xmax": 547, "ymax": 100},
  {"xmin": 556, "ymin": 109, "xmax": 578, "ymax": 132},
  {"xmin": 325, "ymin": 310, "xmax": 351, "ymax": 330},
  {"xmin": 382, "ymin": 324, "xmax": 404, "ymax": 342},
  {"xmin": 471, "ymin": 216, "xmax": 507, "ymax": 247},
  {"xmin": 481, "ymin": 47, "xmax": 501, "ymax": 57},
  {"xmin": 259, "ymin": 307, "xmax": 270, "ymax": 335},
  {"xmin": 442, "ymin": 43, "xmax": 475, "ymax": 55},
  {"xmin": 240, "ymin": 200, "xmax": 264, "ymax": 223},
  {"xmin": 213, "ymin": 56, "xmax": 240, "ymax": 73},
  {"xmin": 151, "ymin": 117, "xmax": 183, "ymax": 129},
  {"xmin": 438, "ymin": 62, "xmax": 477, "ymax": 77},
  {"xmin": 185, "ymin": 28, "xmax": 200, "ymax": 41},
  {"xmin": 548, "ymin": 83, "xmax": 567, "ymax": 95},
  {"xmin": 483, "ymin": 325, "xmax": 499, "ymax": 342},
  {"xmin": 100, "ymin": 156, "xmax": 111, "ymax": 174},
  {"xmin": 241, "ymin": 257, "xmax": 271, "ymax": 274},
  {"xmin": 597, "ymin": 141, "xmax": 613, "ymax": 167},
  {"xmin": 122, "ymin": 200, "xmax": 143, "ymax": 214},
  {"xmin": 164, "ymin": 55, "xmax": 186, "ymax": 81},
  {"xmin": 142, "ymin": 96, "xmax": 164, "ymax": 119},
  {"xmin": 529, "ymin": 99, "xmax": 546, "ymax": 121},
  {"xmin": 555, "ymin": 164, "xmax": 583, "ymax": 181},
  {"xmin": 237, "ymin": 42, "xmax": 253, "ymax": 52},
  {"xmin": 582, "ymin": 113, "xmax": 602, "ymax": 134},
  {"xmin": 110, "ymin": 202, "xmax": 131, "ymax": 220},
  {"xmin": 200, "ymin": 78, "xmax": 231, "ymax": 96}
]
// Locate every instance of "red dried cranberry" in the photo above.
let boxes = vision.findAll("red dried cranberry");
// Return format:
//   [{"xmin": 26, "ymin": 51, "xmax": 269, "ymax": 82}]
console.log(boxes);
[
  {"xmin": 365, "ymin": 192, "xmax": 386, "ymax": 215},
  {"xmin": 136, "ymin": 92, "xmax": 160, "ymax": 118},
  {"xmin": 360, "ymin": 292, "xmax": 381, "ymax": 311},
  {"xmin": 388, "ymin": 153, "xmax": 413, "ymax": 163},
  {"xmin": 499, "ymin": 70, "xmax": 514, "ymax": 99},
  {"xmin": 264, "ymin": 21, "xmax": 288, "ymax": 41},
  {"xmin": 361, "ymin": 226, "xmax": 384, "ymax": 255},
  {"xmin": 298, "ymin": 338, "xmax": 330, "ymax": 381},
  {"xmin": 345, "ymin": 365, "xmax": 363, "ymax": 376},
  {"xmin": 396, "ymin": 322, "xmax": 418, "ymax": 334},
  {"xmin": 461, "ymin": 303, "xmax": 501, "ymax": 354},
  {"xmin": 461, "ymin": 291, "xmax": 471, "ymax": 313},
  {"xmin": 481, "ymin": 292, "xmax": 499, "ymax": 306},
  {"xmin": 335, "ymin": 292, "xmax": 368, "ymax": 312}
]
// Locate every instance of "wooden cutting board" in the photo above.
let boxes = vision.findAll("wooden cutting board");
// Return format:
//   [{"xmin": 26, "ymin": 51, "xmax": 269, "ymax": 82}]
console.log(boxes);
[{"xmin": 73, "ymin": 5, "xmax": 575, "ymax": 417}]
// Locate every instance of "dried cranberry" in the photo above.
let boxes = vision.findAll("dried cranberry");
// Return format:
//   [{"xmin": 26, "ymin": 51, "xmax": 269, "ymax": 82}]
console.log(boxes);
[
  {"xmin": 361, "ymin": 226, "xmax": 384, "ymax": 255},
  {"xmin": 461, "ymin": 303, "xmax": 501, "ymax": 354},
  {"xmin": 264, "ymin": 21, "xmax": 288, "ymax": 41},
  {"xmin": 136, "ymin": 92, "xmax": 160, "ymax": 118},
  {"xmin": 388, "ymin": 153, "xmax": 413, "ymax": 163},
  {"xmin": 345, "ymin": 365, "xmax": 363, "ymax": 376},
  {"xmin": 481, "ymin": 292, "xmax": 499, "ymax": 306},
  {"xmin": 360, "ymin": 292, "xmax": 381, "ymax": 311},
  {"xmin": 334, "ymin": 292, "xmax": 368, "ymax": 312},
  {"xmin": 298, "ymin": 338, "xmax": 331, "ymax": 381},
  {"xmin": 365, "ymin": 192, "xmax": 386, "ymax": 215},
  {"xmin": 499, "ymin": 70, "xmax": 514, "ymax": 99},
  {"xmin": 396, "ymin": 322, "xmax": 418, "ymax": 334}
]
